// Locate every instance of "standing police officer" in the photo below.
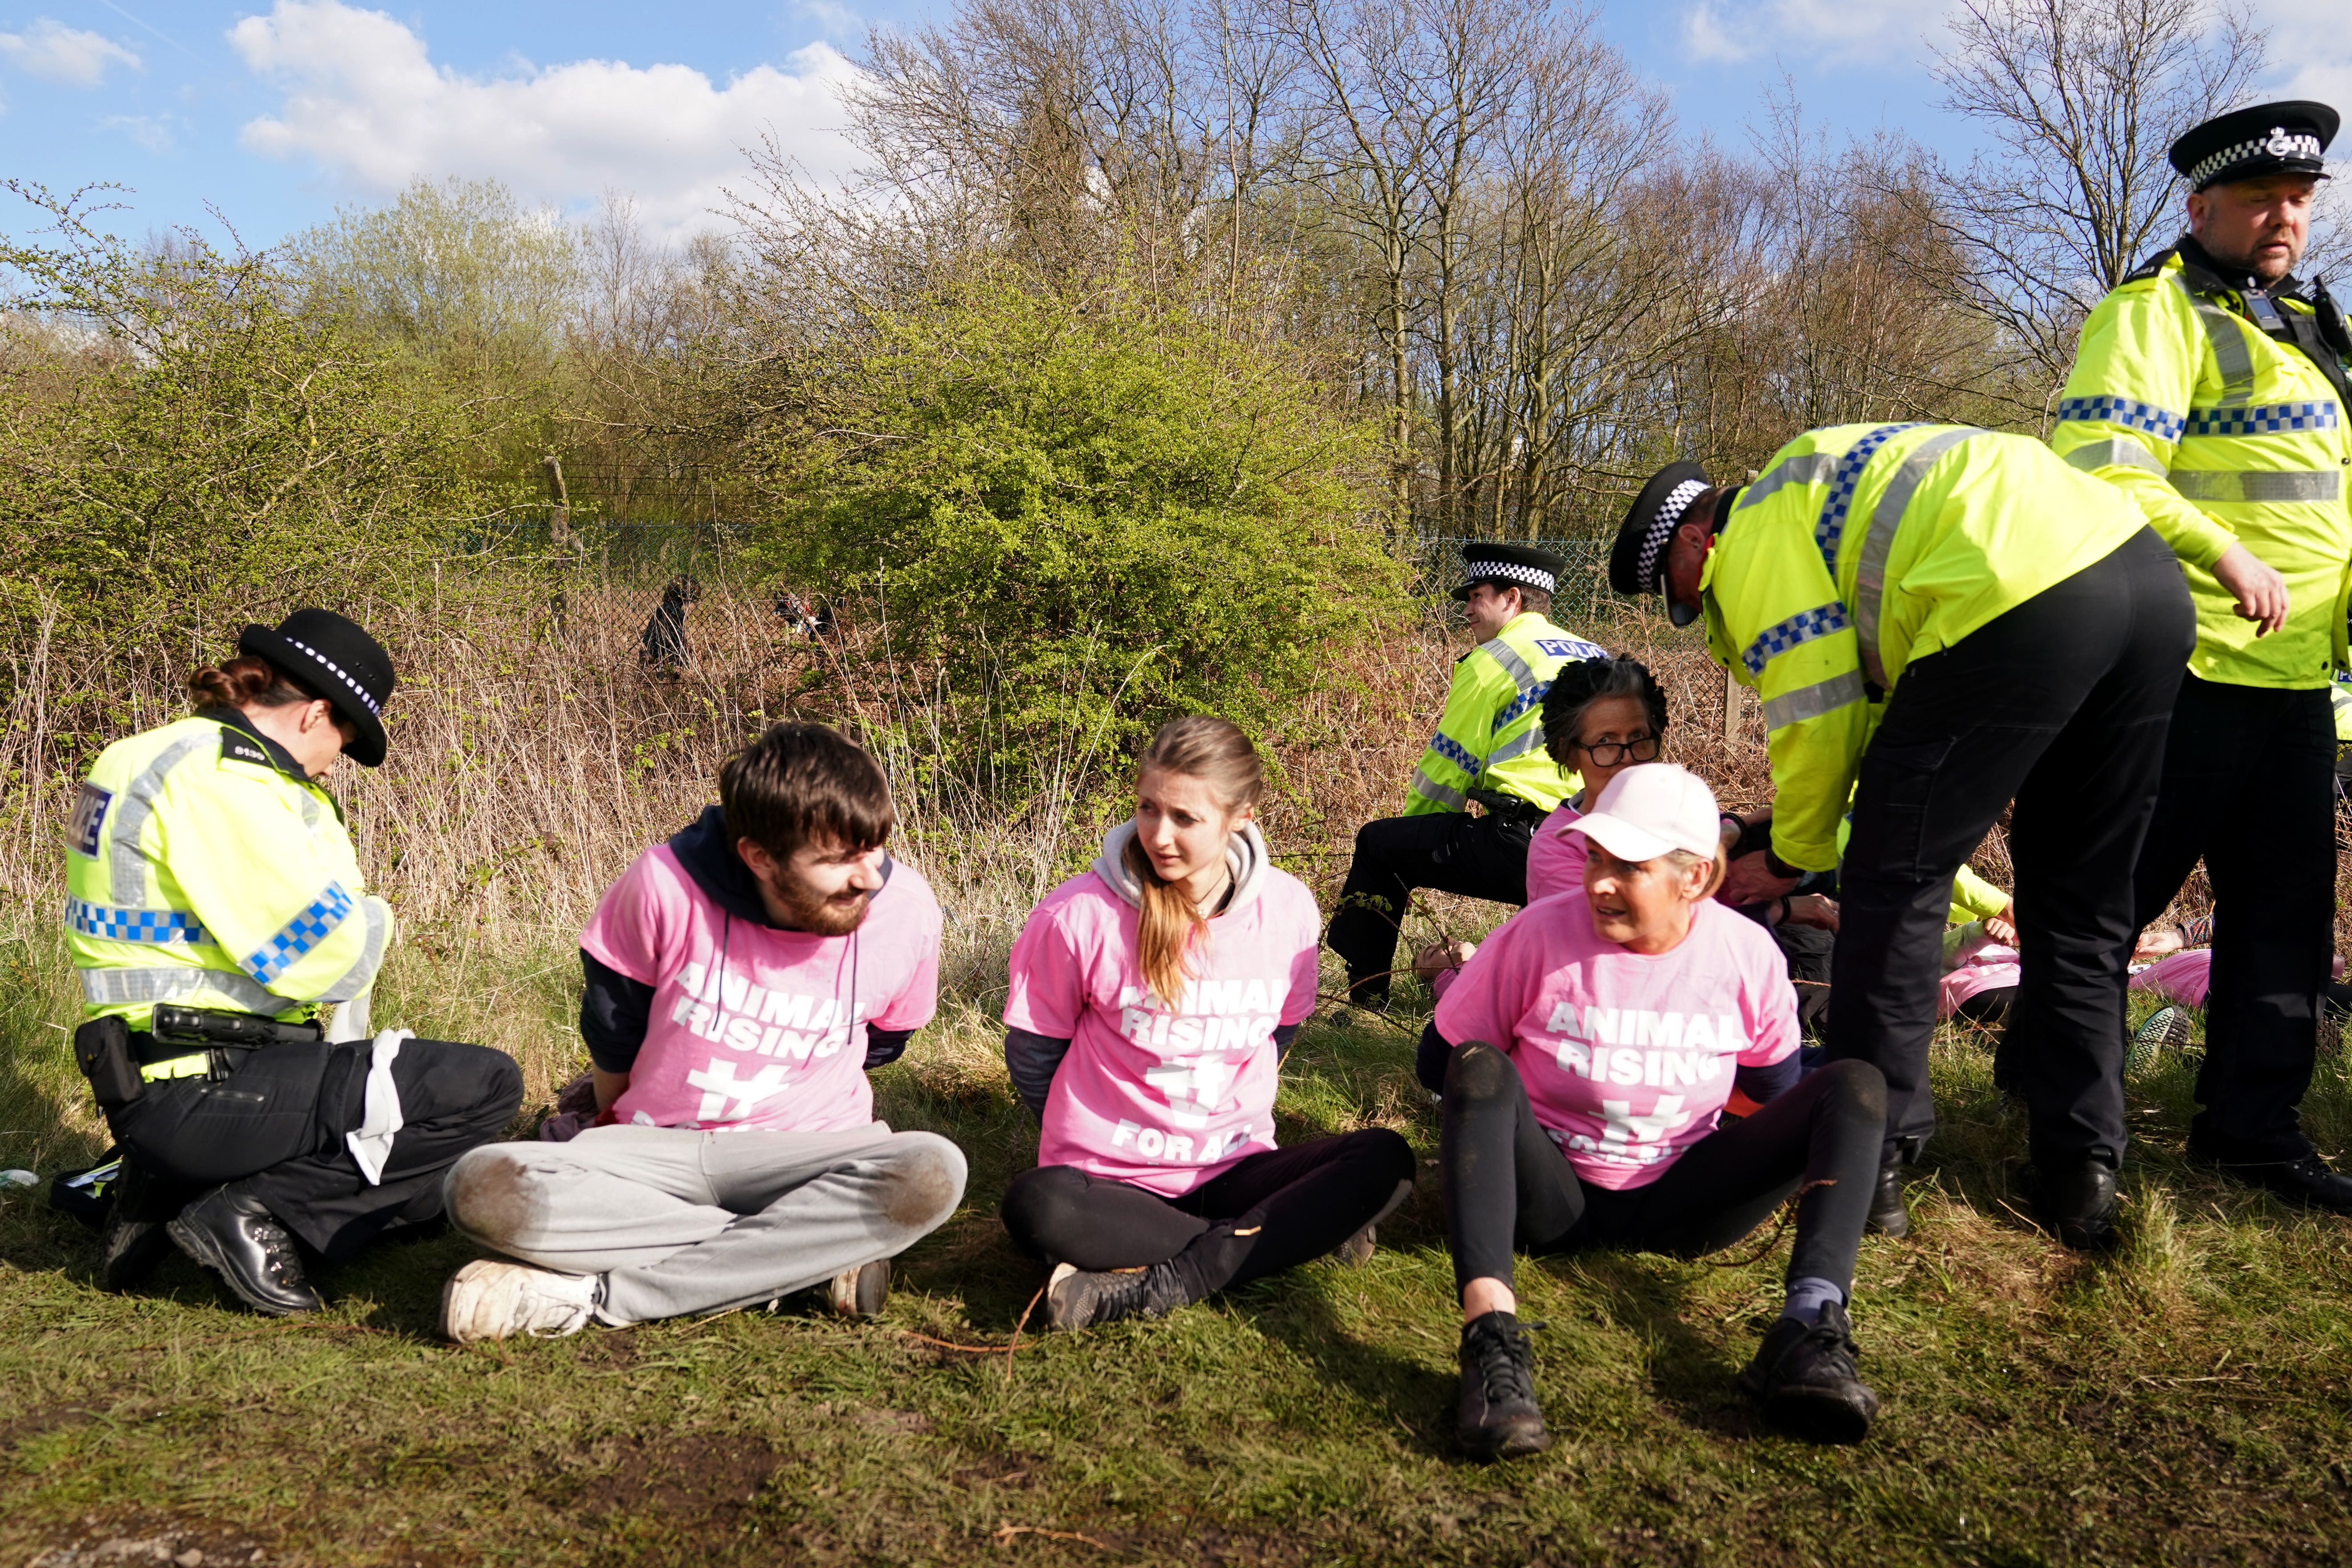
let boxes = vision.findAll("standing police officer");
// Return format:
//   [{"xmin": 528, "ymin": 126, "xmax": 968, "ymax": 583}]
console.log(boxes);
[
  {"xmin": 2051, "ymin": 101, "xmax": 2352, "ymax": 1212},
  {"xmin": 1327, "ymin": 544, "xmax": 1605, "ymax": 1008},
  {"xmin": 1612, "ymin": 432, "xmax": 2193, "ymax": 1248},
  {"xmin": 66, "ymin": 609, "xmax": 523, "ymax": 1314}
]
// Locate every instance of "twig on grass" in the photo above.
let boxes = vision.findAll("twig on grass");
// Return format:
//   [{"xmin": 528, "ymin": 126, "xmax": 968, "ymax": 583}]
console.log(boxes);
[
  {"xmin": 993, "ymin": 1523, "xmax": 1111, "ymax": 1550},
  {"xmin": 890, "ymin": 1281, "xmax": 1047, "ymax": 1384}
]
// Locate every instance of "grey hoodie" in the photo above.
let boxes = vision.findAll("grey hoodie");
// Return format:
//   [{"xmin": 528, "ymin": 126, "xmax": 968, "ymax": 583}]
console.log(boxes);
[{"xmin": 1089, "ymin": 819, "xmax": 1273, "ymax": 919}]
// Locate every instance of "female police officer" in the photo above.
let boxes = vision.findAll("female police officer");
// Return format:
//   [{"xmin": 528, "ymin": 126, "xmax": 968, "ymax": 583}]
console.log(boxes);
[{"xmin": 65, "ymin": 608, "xmax": 521, "ymax": 1315}]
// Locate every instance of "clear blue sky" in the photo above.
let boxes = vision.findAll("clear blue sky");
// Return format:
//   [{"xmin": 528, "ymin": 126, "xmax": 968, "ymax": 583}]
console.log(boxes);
[{"xmin": 0, "ymin": 0, "xmax": 2343, "ymax": 250}]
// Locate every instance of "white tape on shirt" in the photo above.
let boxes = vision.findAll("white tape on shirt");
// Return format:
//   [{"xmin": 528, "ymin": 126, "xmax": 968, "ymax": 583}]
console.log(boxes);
[{"xmin": 346, "ymin": 1028, "xmax": 413, "ymax": 1185}]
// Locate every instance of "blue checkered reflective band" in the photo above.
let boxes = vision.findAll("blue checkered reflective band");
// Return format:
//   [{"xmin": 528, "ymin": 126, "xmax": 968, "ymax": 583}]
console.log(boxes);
[
  {"xmin": 243, "ymin": 882, "xmax": 355, "ymax": 985},
  {"xmin": 64, "ymin": 897, "xmax": 208, "ymax": 945},
  {"xmin": 2055, "ymin": 396, "xmax": 2187, "ymax": 442},
  {"xmin": 1743, "ymin": 602, "xmax": 1852, "ymax": 677},
  {"xmin": 2184, "ymin": 401, "xmax": 2341, "ymax": 437},
  {"xmin": 1429, "ymin": 732, "xmax": 1482, "ymax": 776},
  {"xmin": 1814, "ymin": 424, "xmax": 1922, "ymax": 569},
  {"xmin": 1496, "ymin": 679, "xmax": 1552, "ymax": 729}
]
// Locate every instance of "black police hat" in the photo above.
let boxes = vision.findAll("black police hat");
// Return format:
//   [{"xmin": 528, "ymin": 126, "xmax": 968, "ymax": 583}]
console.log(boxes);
[
  {"xmin": 238, "ymin": 608, "xmax": 396, "ymax": 768},
  {"xmin": 1451, "ymin": 541, "xmax": 1570, "ymax": 603},
  {"xmin": 1609, "ymin": 461, "xmax": 1719, "ymax": 627},
  {"xmin": 2170, "ymin": 100, "xmax": 2336, "ymax": 192}
]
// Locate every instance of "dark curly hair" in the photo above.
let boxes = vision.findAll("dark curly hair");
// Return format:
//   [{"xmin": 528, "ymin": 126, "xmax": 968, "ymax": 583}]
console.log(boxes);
[{"xmin": 1541, "ymin": 656, "xmax": 1668, "ymax": 766}]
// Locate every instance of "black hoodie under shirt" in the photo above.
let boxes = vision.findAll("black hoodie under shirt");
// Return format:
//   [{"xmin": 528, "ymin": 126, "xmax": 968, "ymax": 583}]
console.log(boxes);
[{"xmin": 579, "ymin": 804, "xmax": 915, "ymax": 1075}]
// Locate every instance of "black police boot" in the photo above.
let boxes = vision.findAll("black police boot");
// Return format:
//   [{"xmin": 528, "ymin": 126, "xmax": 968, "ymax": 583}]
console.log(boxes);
[
  {"xmin": 166, "ymin": 1184, "xmax": 323, "ymax": 1315},
  {"xmin": 2026, "ymin": 1156, "xmax": 2119, "ymax": 1251},
  {"xmin": 1740, "ymin": 1301, "xmax": 1878, "ymax": 1444},
  {"xmin": 1865, "ymin": 1157, "xmax": 1909, "ymax": 1238},
  {"xmin": 2193, "ymin": 1147, "xmax": 2352, "ymax": 1214},
  {"xmin": 99, "ymin": 1157, "xmax": 178, "ymax": 1293},
  {"xmin": 1456, "ymin": 1311, "xmax": 1549, "ymax": 1461}
]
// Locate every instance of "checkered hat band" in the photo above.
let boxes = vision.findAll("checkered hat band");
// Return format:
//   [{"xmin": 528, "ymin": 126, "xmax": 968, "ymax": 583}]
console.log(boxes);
[
  {"xmin": 2190, "ymin": 131, "xmax": 2323, "ymax": 187},
  {"xmin": 1464, "ymin": 559, "xmax": 1558, "ymax": 593},
  {"xmin": 284, "ymin": 637, "xmax": 382, "ymax": 716},
  {"xmin": 1635, "ymin": 479, "xmax": 1708, "ymax": 588}
]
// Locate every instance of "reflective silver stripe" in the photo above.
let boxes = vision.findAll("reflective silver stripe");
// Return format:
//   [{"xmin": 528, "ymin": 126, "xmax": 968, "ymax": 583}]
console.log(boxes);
[
  {"xmin": 78, "ymin": 964, "xmax": 281, "ymax": 1014},
  {"xmin": 107, "ymin": 734, "xmax": 209, "ymax": 905},
  {"xmin": 1853, "ymin": 428, "xmax": 1983, "ymax": 688},
  {"xmin": 2062, "ymin": 437, "xmax": 2167, "ymax": 476},
  {"xmin": 1485, "ymin": 727, "xmax": 1542, "ymax": 767},
  {"xmin": 2168, "ymin": 469, "xmax": 2341, "ymax": 502},
  {"xmin": 1738, "ymin": 452, "xmax": 1838, "ymax": 510},
  {"xmin": 1480, "ymin": 638, "xmax": 1539, "ymax": 694},
  {"xmin": 1410, "ymin": 767, "xmax": 1468, "ymax": 811},
  {"xmin": 318, "ymin": 896, "xmax": 391, "ymax": 1003},
  {"xmin": 2172, "ymin": 274, "xmax": 2254, "ymax": 407},
  {"xmin": 1761, "ymin": 671, "xmax": 1868, "ymax": 730}
]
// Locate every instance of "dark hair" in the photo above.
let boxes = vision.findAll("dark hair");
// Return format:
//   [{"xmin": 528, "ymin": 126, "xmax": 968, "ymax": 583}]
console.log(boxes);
[
  {"xmin": 187, "ymin": 654, "xmax": 325, "ymax": 715},
  {"xmin": 1124, "ymin": 716, "xmax": 1266, "ymax": 1004},
  {"xmin": 1478, "ymin": 580, "xmax": 1552, "ymax": 619},
  {"xmin": 720, "ymin": 723, "xmax": 895, "ymax": 859},
  {"xmin": 1542, "ymin": 656, "xmax": 1668, "ymax": 766}
]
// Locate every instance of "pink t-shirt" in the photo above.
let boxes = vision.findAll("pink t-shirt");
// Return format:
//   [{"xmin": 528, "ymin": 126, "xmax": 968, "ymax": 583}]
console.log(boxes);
[
  {"xmin": 1940, "ymin": 946, "xmax": 2021, "ymax": 1019},
  {"xmin": 1524, "ymin": 799, "xmax": 1588, "ymax": 903},
  {"xmin": 580, "ymin": 846, "xmax": 942, "ymax": 1133},
  {"xmin": 1005, "ymin": 869, "xmax": 1322, "ymax": 1196},
  {"xmin": 1433, "ymin": 893, "xmax": 1799, "ymax": 1190},
  {"xmin": 2131, "ymin": 949, "xmax": 2212, "ymax": 1009}
]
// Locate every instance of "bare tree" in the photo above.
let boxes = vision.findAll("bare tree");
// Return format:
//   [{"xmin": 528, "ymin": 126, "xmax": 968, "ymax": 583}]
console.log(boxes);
[{"xmin": 1923, "ymin": 0, "xmax": 2267, "ymax": 411}]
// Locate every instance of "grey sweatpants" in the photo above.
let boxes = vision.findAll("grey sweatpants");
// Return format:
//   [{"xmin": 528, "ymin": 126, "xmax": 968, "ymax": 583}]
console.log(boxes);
[{"xmin": 442, "ymin": 1122, "xmax": 968, "ymax": 1325}]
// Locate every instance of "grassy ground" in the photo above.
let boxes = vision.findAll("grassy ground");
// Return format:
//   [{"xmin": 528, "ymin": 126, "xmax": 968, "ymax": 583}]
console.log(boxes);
[{"xmin": 6, "ymin": 920, "xmax": 2352, "ymax": 1568}]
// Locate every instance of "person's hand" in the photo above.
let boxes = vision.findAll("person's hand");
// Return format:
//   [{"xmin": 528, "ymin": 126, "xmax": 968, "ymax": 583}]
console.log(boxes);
[
  {"xmin": 2134, "ymin": 923, "xmax": 2185, "ymax": 962},
  {"xmin": 2212, "ymin": 543, "xmax": 2289, "ymax": 636},
  {"xmin": 1781, "ymin": 894, "xmax": 1839, "ymax": 931},
  {"xmin": 1985, "ymin": 903, "xmax": 2018, "ymax": 947},
  {"xmin": 1413, "ymin": 939, "xmax": 1476, "ymax": 984},
  {"xmin": 1719, "ymin": 850, "xmax": 1801, "ymax": 906}
]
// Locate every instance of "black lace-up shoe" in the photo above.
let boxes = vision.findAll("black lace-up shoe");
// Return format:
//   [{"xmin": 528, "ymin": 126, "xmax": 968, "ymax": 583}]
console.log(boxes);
[
  {"xmin": 2196, "ymin": 1148, "xmax": 2352, "ymax": 1214},
  {"xmin": 102, "ymin": 1212, "xmax": 175, "ymax": 1293},
  {"xmin": 1865, "ymin": 1158, "xmax": 1909, "ymax": 1238},
  {"xmin": 1740, "ymin": 1301, "xmax": 1878, "ymax": 1444},
  {"xmin": 166, "ymin": 1185, "xmax": 323, "ymax": 1315},
  {"xmin": 2027, "ymin": 1157, "xmax": 2120, "ymax": 1251},
  {"xmin": 1045, "ymin": 1260, "xmax": 1194, "ymax": 1330},
  {"xmin": 1456, "ymin": 1310, "xmax": 1549, "ymax": 1460}
]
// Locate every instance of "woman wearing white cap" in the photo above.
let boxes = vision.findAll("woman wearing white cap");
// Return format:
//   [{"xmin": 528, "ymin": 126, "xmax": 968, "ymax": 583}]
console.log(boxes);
[{"xmin": 1428, "ymin": 763, "xmax": 1888, "ymax": 1459}]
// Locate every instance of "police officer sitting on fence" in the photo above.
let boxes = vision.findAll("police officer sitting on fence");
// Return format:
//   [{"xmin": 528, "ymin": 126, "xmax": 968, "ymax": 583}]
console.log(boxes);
[
  {"xmin": 1327, "ymin": 543, "xmax": 1605, "ymax": 1009},
  {"xmin": 64, "ymin": 609, "xmax": 523, "ymax": 1315}
]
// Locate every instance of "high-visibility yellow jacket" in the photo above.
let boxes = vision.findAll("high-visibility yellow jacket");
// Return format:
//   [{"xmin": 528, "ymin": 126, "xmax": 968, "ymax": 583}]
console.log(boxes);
[
  {"xmin": 2051, "ymin": 247, "xmax": 2351, "ymax": 690},
  {"xmin": 1703, "ymin": 425, "xmax": 2148, "ymax": 872},
  {"xmin": 2332, "ymin": 674, "xmax": 2352, "ymax": 748},
  {"xmin": 1404, "ymin": 612, "xmax": 1607, "ymax": 816},
  {"xmin": 65, "ymin": 713, "xmax": 392, "ymax": 1051}
]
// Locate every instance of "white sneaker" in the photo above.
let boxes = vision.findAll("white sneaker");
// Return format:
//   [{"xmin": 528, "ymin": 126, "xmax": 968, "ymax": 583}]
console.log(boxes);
[
  {"xmin": 828, "ymin": 1258, "xmax": 891, "ymax": 1319},
  {"xmin": 441, "ymin": 1259, "xmax": 603, "ymax": 1343}
]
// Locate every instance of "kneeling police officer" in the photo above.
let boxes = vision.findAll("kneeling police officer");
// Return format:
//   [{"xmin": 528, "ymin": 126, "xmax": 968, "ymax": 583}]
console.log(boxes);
[{"xmin": 65, "ymin": 609, "xmax": 522, "ymax": 1314}]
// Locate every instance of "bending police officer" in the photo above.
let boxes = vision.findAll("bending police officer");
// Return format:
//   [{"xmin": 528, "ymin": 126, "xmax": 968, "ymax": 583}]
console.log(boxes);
[
  {"xmin": 2050, "ymin": 101, "xmax": 2352, "ymax": 1211},
  {"xmin": 1327, "ymin": 544, "xmax": 1606, "ymax": 1008},
  {"xmin": 1612, "ymin": 433, "xmax": 2194, "ymax": 1249},
  {"xmin": 65, "ymin": 609, "xmax": 523, "ymax": 1314}
]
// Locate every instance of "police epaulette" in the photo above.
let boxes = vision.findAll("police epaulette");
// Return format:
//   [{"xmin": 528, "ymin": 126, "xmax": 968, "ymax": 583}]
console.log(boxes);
[
  {"xmin": 220, "ymin": 731, "xmax": 272, "ymax": 769},
  {"xmin": 2121, "ymin": 245, "xmax": 2180, "ymax": 286}
]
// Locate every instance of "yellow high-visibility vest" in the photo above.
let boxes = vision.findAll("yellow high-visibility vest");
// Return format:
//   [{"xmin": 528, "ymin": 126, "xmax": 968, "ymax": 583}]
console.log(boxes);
[{"xmin": 1402, "ymin": 613, "xmax": 1606, "ymax": 817}]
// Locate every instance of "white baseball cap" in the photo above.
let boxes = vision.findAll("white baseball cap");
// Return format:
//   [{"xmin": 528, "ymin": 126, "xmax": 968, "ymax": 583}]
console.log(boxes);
[{"xmin": 1565, "ymin": 763, "xmax": 1723, "ymax": 862}]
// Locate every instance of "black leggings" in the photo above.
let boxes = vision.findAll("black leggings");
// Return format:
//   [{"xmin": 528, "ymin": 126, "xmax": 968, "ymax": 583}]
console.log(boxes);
[
  {"xmin": 1439, "ymin": 1042, "xmax": 1885, "ymax": 1295},
  {"xmin": 1000, "ymin": 1128, "xmax": 1417, "ymax": 1298}
]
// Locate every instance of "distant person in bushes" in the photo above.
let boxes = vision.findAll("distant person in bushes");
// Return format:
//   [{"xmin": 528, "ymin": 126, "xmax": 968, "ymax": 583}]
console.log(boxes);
[
  {"xmin": 439, "ymin": 722, "xmax": 966, "ymax": 1343},
  {"xmin": 1427, "ymin": 764, "xmax": 1887, "ymax": 1459},
  {"xmin": 1326, "ymin": 543, "xmax": 1606, "ymax": 1009},
  {"xmin": 999, "ymin": 717, "xmax": 1417, "ymax": 1331},
  {"xmin": 638, "ymin": 576, "xmax": 699, "ymax": 677},
  {"xmin": 63, "ymin": 609, "xmax": 523, "ymax": 1317}
]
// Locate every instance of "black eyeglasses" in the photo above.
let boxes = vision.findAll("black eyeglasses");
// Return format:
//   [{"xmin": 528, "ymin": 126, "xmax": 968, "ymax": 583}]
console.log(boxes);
[{"xmin": 1573, "ymin": 734, "xmax": 1661, "ymax": 767}]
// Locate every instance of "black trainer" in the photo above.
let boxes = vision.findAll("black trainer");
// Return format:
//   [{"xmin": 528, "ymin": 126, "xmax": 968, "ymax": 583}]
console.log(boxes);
[
  {"xmin": 166, "ymin": 1184, "xmax": 323, "ymax": 1316},
  {"xmin": 2026, "ymin": 1157, "xmax": 2119, "ymax": 1251},
  {"xmin": 102, "ymin": 1212, "xmax": 175, "ymax": 1293},
  {"xmin": 1865, "ymin": 1158, "xmax": 1909, "ymax": 1238},
  {"xmin": 1456, "ymin": 1310, "xmax": 1549, "ymax": 1461},
  {"xmin": 1045, "ymin": 1260, "xmax": 1193, "ymax": 1330},
  {"xmin": 1740, "ymin": 1301, "xmax": 1878, "ymax": 1444},
  {"xmin": 2196, "ymin": 1148, "xmax": 2352, "ymax": 1215}
]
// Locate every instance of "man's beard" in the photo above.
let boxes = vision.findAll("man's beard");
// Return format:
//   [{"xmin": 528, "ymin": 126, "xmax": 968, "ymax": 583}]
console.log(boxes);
[{"xmin": 776, "ymin": 876, "xmax": 874, "ymax": 937}]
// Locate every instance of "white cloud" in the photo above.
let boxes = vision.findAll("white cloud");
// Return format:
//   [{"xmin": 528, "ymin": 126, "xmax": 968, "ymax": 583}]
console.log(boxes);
[
  {"xmin": 229, "ymin": 0, "xmax": 858, "ymax": 237},
  {"xmin": 102, "ymin": 113, "xmax": 176, "ymax": 154},
  {"xmin": 1682, "ymin": 4, "xmax": 1753, "ymax": 65},
  {"xmin": 0, "ymin": 18, "xmax": 142, "ymax": 86}
]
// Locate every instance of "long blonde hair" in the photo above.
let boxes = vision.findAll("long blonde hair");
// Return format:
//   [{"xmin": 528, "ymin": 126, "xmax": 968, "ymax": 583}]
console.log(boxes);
[{"xmin": 1123, "ymin": 717, "xmax": 1266, "ymax": 1006}]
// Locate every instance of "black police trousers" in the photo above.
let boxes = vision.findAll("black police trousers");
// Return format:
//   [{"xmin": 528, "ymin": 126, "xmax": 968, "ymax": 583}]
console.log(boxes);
[
  {"xmin": 109, "ymin": 1037, "xmax": 522, "ymax": 1260},
  {"xmin": 1824, "ymin": 527, "xmax": 2193, "ymax": 1167},
  {"xmin": 1326, "ymin": 810, "xmax": 1534, "ymax": 1005},
  {"xmin": 2130, "ymin": 674, "xmax": 2337, "ymax": 1161}
]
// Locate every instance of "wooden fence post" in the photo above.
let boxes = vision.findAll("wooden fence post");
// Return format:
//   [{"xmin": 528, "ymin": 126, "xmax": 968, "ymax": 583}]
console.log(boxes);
[{"xmin": 1721, "ymin": 663, "xmax": 1740, "ymax": 740}]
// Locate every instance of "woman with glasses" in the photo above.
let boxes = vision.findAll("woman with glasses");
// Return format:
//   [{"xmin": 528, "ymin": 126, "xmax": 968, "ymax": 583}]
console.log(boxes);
[{"xmin": 1524, "ymin": 657, "xmax": 1669, "ymax": 902}]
